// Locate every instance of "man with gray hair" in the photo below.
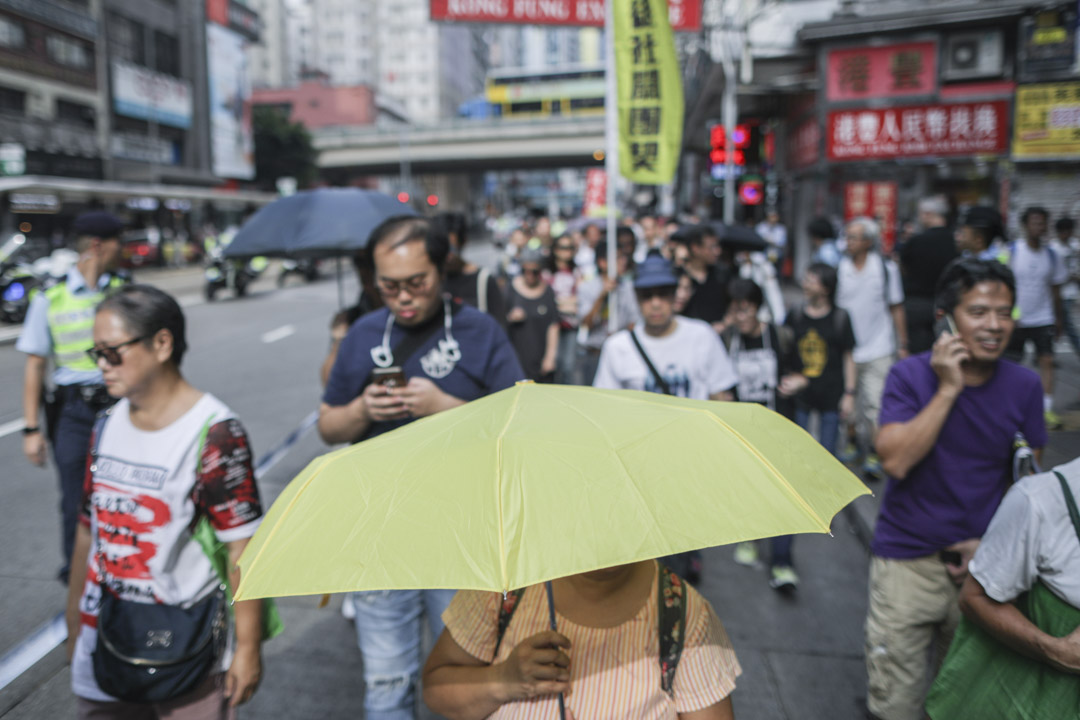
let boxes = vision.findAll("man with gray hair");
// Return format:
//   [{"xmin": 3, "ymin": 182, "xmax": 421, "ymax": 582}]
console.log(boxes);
[
  {"xmin": 837, "ymin": 217, "xmax": 907, "ymax": 481},
  {"xmin": 899, "ymin": 195, "xmax": 958, "ymax": 354}
]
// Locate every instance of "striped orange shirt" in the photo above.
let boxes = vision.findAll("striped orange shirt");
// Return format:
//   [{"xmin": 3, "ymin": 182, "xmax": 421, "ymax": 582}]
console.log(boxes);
[{"xmin": 442, "ymin": 565, "xmax": 741, "ymax": 719}]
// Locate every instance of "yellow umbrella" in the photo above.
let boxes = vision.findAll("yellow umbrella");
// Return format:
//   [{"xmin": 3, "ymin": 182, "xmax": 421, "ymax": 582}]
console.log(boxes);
[{"xmin": 235, "ymin": 383, "xmax": 869, "ymax": 601}]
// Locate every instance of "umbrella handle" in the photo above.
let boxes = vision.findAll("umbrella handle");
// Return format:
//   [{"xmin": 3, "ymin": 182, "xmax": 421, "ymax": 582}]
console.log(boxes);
[{"xmin": 545, "ymin": 581, "xmax": 568, "ymax": 720}]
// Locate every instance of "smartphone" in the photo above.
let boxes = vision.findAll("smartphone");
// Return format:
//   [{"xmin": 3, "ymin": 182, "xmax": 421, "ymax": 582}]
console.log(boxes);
[
  {"xmin": 939, "ymin": 549, "xmax": 962, "ymax": 566},
  {"xmin": 934, "ymin": 314, "xmax": 959, "ymax": 337},
  {"xmin": 945, "ymin": 314, "xmax": 958, "ymax": 336},
  {"xmin": 371, "ymin": 366, "xmax": 406, "ymax": 388}
]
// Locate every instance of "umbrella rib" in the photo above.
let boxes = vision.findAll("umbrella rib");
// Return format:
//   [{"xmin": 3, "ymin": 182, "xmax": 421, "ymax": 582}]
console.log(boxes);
[
  {"xmin": 696, "ymin": 408, "xmax": 832, "ymax": 531},
  {"xmin": 494, "ymin": 386, "xmax": 527, "ymax": 592}
]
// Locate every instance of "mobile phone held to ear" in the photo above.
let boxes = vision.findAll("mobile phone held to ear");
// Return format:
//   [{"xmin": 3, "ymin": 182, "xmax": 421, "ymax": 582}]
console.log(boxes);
[
  {"xmin": 934, "ymin": 314, "xmax": 959, "ymax": 338},
  {"xmin": 371, "ymin": 366, "xmax": 407, "ymax": 388},
  {"xmin": 946, "ymin": 314, "xmax": 958, "ymax": 336}
]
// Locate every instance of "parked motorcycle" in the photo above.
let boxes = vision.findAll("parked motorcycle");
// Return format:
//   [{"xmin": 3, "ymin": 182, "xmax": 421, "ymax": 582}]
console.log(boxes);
[
  {"xmin": 0, "ymin": 234, "xmax": 56, "ymax": 324},
  {"xmin": 204, "ymin": 244, "xmax": 268, "ymax": 301},
  {"xmin": 277, "ymin": 257, "xmax": 320, "ymax": 287}
]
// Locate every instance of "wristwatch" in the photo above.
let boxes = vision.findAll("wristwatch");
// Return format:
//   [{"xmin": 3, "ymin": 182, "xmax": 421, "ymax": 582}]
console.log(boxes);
[{"xmin": 22, "ymin": 425, "xmax": 40, "ymax": 435}]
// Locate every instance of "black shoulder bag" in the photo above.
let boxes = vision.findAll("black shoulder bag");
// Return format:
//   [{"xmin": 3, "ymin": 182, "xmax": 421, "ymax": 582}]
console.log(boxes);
[
  {"xmin": 88, "ymin": 411, "xmax": 227, "ymax": 703},
  {"xmin": 628, "ymin": 330, "xmax": 673, "ymax": 396}
]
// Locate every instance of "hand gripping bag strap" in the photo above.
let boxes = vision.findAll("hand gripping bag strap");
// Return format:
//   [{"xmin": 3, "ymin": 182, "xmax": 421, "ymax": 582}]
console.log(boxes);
[
  {"xmin": 494, "ymin": 565, "xmax": 687, "ymax": 695},
  {"xmin": 629, "ymin": 329, "xmax": 673, "ymax": 396},
  {"xmin": 192, "ymin": 413, "xmax": 284, "ymax": 642},
  {"xmin": 1054, "ymin": 471, "xmax": 1080, "ymax": 547}
]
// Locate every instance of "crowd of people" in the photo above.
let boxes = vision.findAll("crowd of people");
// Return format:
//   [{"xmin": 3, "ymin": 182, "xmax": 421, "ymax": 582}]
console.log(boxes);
[{"xmin": 13, "ymin": 199, "xmax": 1080, "ymax": 719}]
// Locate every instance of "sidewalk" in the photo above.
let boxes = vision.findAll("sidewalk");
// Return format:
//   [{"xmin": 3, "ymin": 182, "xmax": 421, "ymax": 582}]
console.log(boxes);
[{"xmin": 844, "ymin": 349, "xmax": 1080, "ymax": 548}]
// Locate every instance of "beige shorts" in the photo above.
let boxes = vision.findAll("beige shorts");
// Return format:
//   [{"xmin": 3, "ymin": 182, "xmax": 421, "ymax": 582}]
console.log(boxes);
[{"xmin": 864, "ymin": 554, "xmax": 961, "ymax": 720}]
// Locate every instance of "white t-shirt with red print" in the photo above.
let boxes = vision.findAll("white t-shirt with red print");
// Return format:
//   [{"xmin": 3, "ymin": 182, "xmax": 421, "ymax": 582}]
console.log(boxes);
[{"xmin": 71, "ymin": 393, "xmax": 263, "ymax": 701}]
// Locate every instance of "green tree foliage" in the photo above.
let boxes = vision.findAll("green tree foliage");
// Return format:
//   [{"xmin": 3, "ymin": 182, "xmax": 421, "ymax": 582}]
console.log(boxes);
[{"xmin": 252, "ymin": 106, "xmax": 317, "ymax": 191}]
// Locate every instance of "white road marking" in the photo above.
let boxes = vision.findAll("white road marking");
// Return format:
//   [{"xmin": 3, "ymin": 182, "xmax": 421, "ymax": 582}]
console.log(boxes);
[
  {"xmin": 261, "ymin": 324, "xmax": 296, "ymax": 344},
  {"xmin": 0, "ymin": 418, "xmax": 26, "ymax": 439},
  {"xmin": 0, "ymin": 613, "xmax": 65, "ymax": 692}
]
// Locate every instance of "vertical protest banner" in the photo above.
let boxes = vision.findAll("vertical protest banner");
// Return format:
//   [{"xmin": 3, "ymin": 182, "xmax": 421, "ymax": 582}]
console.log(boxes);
[{"xmin": 614, "ymin": 0, "xmax": 684, "ymax": 184}]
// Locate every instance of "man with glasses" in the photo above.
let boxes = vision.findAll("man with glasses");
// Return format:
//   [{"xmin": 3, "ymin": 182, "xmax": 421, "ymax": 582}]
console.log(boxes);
[
  {"xmin": 318, "ymin": 215, "xmax": 523, "ymax": 720},
  {"xmin": 17, "ymin": 211, "xmax": 127, "ymax": 584}
]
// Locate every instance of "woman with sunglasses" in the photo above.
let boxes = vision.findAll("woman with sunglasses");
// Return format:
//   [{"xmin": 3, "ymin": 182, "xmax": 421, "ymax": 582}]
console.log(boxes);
[
  {"xmin": 67, "ymin": 284, "xmax": 266, "ymax": 719},
  {"xmin": 547, "ymin": 235, "xmax": 582, "ymax": 384},
  {"xmin": 506, "ymin": 247, "xmax": 560, "ymax": 382}
]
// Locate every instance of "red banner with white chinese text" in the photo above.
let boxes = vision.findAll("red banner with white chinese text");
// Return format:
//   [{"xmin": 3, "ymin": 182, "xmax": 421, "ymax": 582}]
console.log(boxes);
[
  {"xmin": 429, "ymin": 0, "xmax": 702, "ymax": 32},
  {"xmin": 826, "ymin": 42, "xmax": 937, "ymax": 102},
  {"xmin": 827, "ymin": 101, "xmax": 1010, "ymax": 162}
]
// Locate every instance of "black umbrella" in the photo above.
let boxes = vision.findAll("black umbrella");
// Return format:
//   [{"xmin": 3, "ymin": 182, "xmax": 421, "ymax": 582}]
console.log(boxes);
[
  {"xmin": 223, "ymin": 188, "xmax": 416, "ymax": 259},
  {"xmin": 711, "ymin": 222, "xmax": 769, "ymax": 253}
]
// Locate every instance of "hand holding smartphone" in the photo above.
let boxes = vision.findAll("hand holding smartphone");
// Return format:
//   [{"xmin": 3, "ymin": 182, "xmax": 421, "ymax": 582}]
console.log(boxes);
[{"xmin": 371, "ymin": 366, "xmax": 407, "ymax": 389}]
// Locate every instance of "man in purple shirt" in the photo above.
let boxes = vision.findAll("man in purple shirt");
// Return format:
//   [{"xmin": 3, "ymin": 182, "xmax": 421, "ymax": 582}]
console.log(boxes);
[{"xmin": 864, "ymin": 258, "xmax": 1046, "ymax": 720}]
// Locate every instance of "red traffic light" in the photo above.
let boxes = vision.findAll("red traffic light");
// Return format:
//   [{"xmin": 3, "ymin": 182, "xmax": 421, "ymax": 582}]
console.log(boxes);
[
  {"xmin": 709, "ymin": 124, "xmax": 751, "ymax": 150},
  {"xmin": 397, "ymin": 192, "xmax": 410, "ymax": 203},
  {"xmin": 709, "ymin": 149, "xmax": 745, "ymax": 165},
  {"xmin": 738, "ymin": 180, "xmax": 764, "ymax": 205},
  {"xmin": 426, "ymin": 194, "xmax": 439, "ymax": 207}
]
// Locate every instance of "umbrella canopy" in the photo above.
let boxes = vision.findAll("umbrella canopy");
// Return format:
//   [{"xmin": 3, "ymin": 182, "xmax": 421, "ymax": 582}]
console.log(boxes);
[
  {"xmin": 235, "ymin": 383, "xmax": 869, "ymax": 601},
  {"xmin": 223, "ymin": 188, "xmax": 417, "ymax": 259},
  {"xmin": 712, "ymin": 222, "xmax": 769, "ymax": 253}
]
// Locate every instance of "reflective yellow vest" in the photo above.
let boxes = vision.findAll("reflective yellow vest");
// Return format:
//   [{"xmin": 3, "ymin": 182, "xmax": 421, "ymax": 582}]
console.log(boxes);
[{"xmin": 43, "ymin": 275, "xmax": 127, "ymax": 372}]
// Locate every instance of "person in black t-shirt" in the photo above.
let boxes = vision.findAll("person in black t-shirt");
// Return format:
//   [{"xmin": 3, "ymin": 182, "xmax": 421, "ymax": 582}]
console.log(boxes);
[
  {"xmin": 785, "ymin": 263, "xmax": 857, "ymax": 459},
  {"xmin": 899, "ymin": 196, "xmax": 958, "ymax": 354},
  {"xmin": 673, "ymin": 225, "xmax": 732, "ymax": 331},
  {"xmin": 723, "ymin": 278, "xmax": 807, "ymax": 592}
]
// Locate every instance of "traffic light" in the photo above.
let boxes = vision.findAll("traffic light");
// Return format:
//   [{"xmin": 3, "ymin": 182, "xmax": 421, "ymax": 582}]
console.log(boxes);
[
  {"xmin": 708, "ymin": 124, "xmax": 750, "ymax": 166},
  {"xmin": 738, "ymin": 178, "xmax": 764, "ymax": 206},
  {"xmin": 426, "ymin": 194, "xmax": 439, "ymax": 207},
  {"xmin": 397, "ymin": 191, "xmax": 410, "ymax": 203}
]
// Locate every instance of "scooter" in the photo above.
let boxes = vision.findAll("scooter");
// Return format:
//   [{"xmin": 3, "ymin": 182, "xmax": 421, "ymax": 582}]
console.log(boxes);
[
  {"xmin": 204, "ymin": 243, "xmax": 267, "ymax": 301},
  {"xmin": 0, "ymin": 234, "xmax": 45, "ymax": 324},
  {"xmin": 277, "ymin": 257, "xmax": 320, "ymax": 287}
]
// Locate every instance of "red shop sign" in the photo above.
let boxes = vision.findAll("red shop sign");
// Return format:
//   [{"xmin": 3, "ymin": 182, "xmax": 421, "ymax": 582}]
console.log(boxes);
[
  {"xmin": 844, "ymin": 182, "xmax": 898, "ymax": 252},
  {"xmin": 583, "ymin": 169, "xmax": 607, "ymax": 216},
  {"xmin": 790, "ymin": 118, "xmax": 820, "ymax": 170},
  {"xmin": 430, "ymin": 0, "xmax": 702, "ymax": 32},
  {"xmin": 826, "ymin": 41, "xmax": 937, "ymax": 102},
  {"xmin": 827, "ymin": 101, "xmax": 1010, "ymax": 161}
]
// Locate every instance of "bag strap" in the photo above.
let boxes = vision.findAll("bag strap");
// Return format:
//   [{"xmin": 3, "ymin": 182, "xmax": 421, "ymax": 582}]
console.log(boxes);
[
  {"xmin": 477, "ymin": 267, "xmax": 490, "ymax": 314},
  {"xmin": 629, "ymin": 329, "xmax": 673, "ymax": 396},
  {"xmin": 1054, "ymin": 471, "xmax": 1080, "ymax": 547},
  {"xmin": 657, "ymin": 563, "xmax": 688, "ymax": 697}
]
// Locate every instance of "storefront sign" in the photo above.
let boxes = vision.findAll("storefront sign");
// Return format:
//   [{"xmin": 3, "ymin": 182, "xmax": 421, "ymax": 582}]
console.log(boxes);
[
  {"xmin": 1020, "ymin": 5, "xmax": 1078, "ymax": 76},
  {"xmin": 206, "ymin": 23, "xmax": 254, "ymax": 180},
  {"xmin": 826, "ymin": 41, "xmax": 937, "ymax": 102},
  {"xmin": 10, "ymin": 193, "xmax": 60, "ymax": 214},
  {"xmin": 110, "ymin": 133, "xmax": 177, "ymax": 165},
  {"xmin": 112, "ymin": 60, "xmax": 193, "ymax": 129},
  {"xmin": 1013, "ymin": 81, "xmax": 1080, "ymax": 159},
  {"xmin": 615, "ymin": 0, "xmax": 683, "ymax": 184},
  {"xmin": 827, "ymin": 101, "xmax": 1009, "ymax": 161},
  {"xmin": 790, "ymin": 119, "xmax": 820, "ymax": 170},
  {"xmin": 0, "ymin": 143, "xmax": 25, "ymax": 176},
  {"xmin": 583, "ymin": 168, "xmax": 606, "ymax": 216},
  {"xmin": 844, "ymin": 182, "xmax": 898, "ymax": 252},
  {"xmin": 429, "ymin": 0, "xmax": 702, "ymax": 32}
]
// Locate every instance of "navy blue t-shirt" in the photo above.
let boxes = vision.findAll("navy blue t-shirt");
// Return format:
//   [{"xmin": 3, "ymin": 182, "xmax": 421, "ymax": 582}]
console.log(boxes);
[{"xmin": 323, "ymin": 302, "xmax": 525, "ymax": 440}]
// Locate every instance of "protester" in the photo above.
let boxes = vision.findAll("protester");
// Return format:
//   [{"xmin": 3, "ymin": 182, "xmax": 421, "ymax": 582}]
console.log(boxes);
[
  {"xmin": 755, "ymin": 209, "xmax": 788, "ymax": 269},
  {"xmin": 722, "ymin": 278, "xmax": 807, "ymax": 591},
  {"xmin": 320, "ymin": 248, "xmax": 383, "ymax": 386},
  {"xmin": 674, "ymin": 225, "xmax": 732, "ymax": 332},
  {"xmin": 899, "ymin": 196, "xmax": 959, "ymax": 355},
  {"xmin": 836, "ymin": 217, "xmax": 907, "ymax": 481},
  {"xmin": 67, "ymin": 285, "xmax": 266, "ymax": 717},
  {"xmin": 592, "ymin": 255, "xmax": 736, "ymax": 579},
  {"xmin": 423, "ymin": 560, "xmax": 740, "ymax": 719},
  {"xmin": 547, "ymin": 234, "xmax": 582, "ymax": 384},
  {"xmin": 807, "ymin": 216, "xmax": 842, "ymax": 267},
  {"xmin": 500, "ymin": 226, "xmax": 530, "ymax": 280},
  {"xmin": 785, "ymin": 262, "xmax": 857, "ymax": 457},
  {"xmin": 865, "ymin": 258, "xmax": 1047, "ymax": 720},
  {"xmin": 735, "ymin": 250, "xmax": 786, "ymax": 324},
  {"xmin": 439, "ymin": 212, "xmax": 507, "ymax": 327},
  {"xmin": 634, "ymin": 212, "xmax": 664, "ymax": 263},
  {"xmin": 575, "ymin": 222, "xmax": 603, "ymax": 276},
  {"xmin": 576, "ymin": 240, "xmax": 641, "ymax": 385},
  {"xmin": 954, "ymin": 206, "xmax": 1006, "ymax": 262},
  {"xmin": 1005, "ymin": 206, "xmax": 1068, "ymax": 429},
  {"xmin": 319, "ymin": 216, "xmax": 525, "ymax": 719},
  {"xmin": 1050, "ymin": 216, "xmax": 1080, "ymax": 357},
  {"xmin": 17, "ymin": 211, "xmax": 127, "ymax": 584},
  {"xmin": 506, "ymin": 247, "xmax": 560, "ymax": 382}
]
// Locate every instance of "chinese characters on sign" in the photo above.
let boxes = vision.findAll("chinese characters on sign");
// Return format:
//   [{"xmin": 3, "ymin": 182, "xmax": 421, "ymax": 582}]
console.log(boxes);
[
  {"xmin": 1013, "ymin": 82, "xmax": 1080, "ymax": 159},
  {"xmin": 615, "ymin": 0, "xmax": 683, "ymax": 184},
  {"xmin": 428, "ymin": 0, "xmax": 703, "ymax": 32},
  {"xmin": 827, "ymin": 101, "xmax": 1009, "ymax": 161},
  {"xmin": 826, "ymin": 42, "xmax": 938, "ymax": 102},
  {"xmin": 790, "ymin": 119, "xmax": 820, "ymax": 170},
  {"xmin": 583, "ymin": 169, "xmax": 607, "ymax": 217},
  {"xmin": 845, "ymin": 182, "xmax": 898, "ymax": 252}
]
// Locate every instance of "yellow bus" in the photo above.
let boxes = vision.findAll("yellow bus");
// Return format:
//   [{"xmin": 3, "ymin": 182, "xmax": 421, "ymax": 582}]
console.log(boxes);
[{"xmin": 485, "ymin": 66, "xmax": 605, "ymax": 119}]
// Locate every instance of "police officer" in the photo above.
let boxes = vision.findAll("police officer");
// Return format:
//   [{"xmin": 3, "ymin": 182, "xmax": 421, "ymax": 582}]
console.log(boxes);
[{"xmin": 17, "ymin": 211, "xmax": 127, "ymax": 583}]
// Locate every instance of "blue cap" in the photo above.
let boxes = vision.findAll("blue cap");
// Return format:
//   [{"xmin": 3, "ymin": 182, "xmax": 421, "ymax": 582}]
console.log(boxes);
[
  {"xmin": 633, "ymin": 254, "xmax": 679, "ymax": 290},
  {"xmin": 72, "ymin": 211, "xmax": 124, "ymax": 239}
]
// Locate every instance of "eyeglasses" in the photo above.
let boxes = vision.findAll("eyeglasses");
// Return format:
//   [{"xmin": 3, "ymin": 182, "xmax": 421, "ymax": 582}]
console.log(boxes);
[
  {"xmin": 521, "ymin": 267, "xmax": 542, "ymax": 276},
  {"xmin": 376, "ymin": 272, "xmax": 433, "ymax": 298},
  {"xmin": 555, "ymin": 244, "xmax": 575, "ymax": 251},
  {"xmin": 86, "ymin": 336, "xmax": 147, "ymax": 366}
]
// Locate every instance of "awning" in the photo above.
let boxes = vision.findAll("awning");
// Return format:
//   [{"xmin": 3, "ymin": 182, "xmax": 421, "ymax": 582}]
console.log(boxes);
[{"xmin": 0, "ymin": 175, "xmax": 276, "ymax": 206}]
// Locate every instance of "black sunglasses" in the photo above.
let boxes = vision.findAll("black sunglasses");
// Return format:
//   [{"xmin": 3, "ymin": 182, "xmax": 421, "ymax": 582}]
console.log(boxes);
[{"xmin": 86, "ymin": 336, "xmax": 147, "ymax": 366}]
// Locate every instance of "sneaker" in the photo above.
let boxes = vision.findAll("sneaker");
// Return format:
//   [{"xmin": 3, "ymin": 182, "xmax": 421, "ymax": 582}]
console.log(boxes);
[
  {"xmin": 862, "ymin": 454, "xmax": 884, "ymax": 482},
  {"xmin": 1045, "ymin": 410, "xmax": 1063, "ymax": 431},
  {"xmin": 341, "ymin": 593, "xmax": 356, "ymax": 621},
  {"xmin": 769, "ymin": 565, "xmax": 799, "ymax": 592},
  {"xmin": 733, "ymin": 542, "xmax": 759, "ymax": 567},
  {"xmin": 838, "ymin": 442, "xmax": 859, "ymax": 464}
]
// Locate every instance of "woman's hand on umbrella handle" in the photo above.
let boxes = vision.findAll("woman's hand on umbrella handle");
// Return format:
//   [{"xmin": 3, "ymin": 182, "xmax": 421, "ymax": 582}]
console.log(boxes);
[{"xmin": 496, "ymin": 630, "xmax": 572, "ymax": 702}]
